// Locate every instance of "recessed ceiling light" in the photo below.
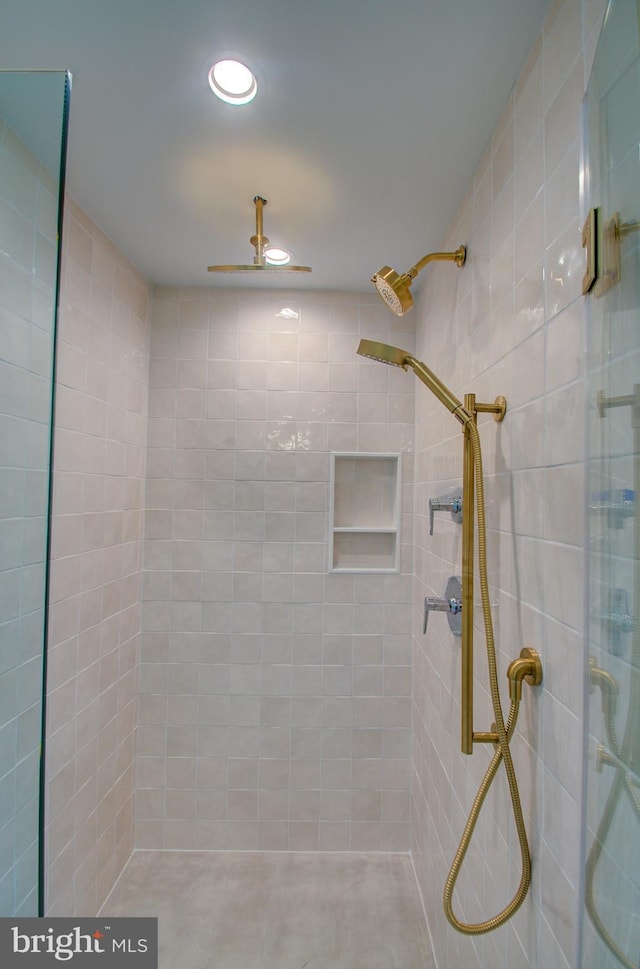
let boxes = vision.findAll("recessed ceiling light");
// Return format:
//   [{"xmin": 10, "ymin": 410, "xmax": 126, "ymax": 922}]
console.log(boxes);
[
  {"xmin": 264, "ymin": 246, "xmax": 292, "ymax": 266},
  {"xmin": 208, "ymin": 59, "xmax": 257, "ymax": 105}
]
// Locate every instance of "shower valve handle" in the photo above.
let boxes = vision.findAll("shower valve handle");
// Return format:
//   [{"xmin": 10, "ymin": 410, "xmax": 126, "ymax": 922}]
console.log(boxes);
[
  {"xmin": 429, "ymin": 494, "xmax": 463, "ymax": 535},
  {"xmin": 423, "ymin": 576, "xmax": 462, "ymax": 636}
]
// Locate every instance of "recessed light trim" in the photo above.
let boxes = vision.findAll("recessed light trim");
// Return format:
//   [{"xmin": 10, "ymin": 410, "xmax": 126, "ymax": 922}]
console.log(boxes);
[{"xmin": 208, "ymin": 59, "xmax": 257, "ymax": 105}]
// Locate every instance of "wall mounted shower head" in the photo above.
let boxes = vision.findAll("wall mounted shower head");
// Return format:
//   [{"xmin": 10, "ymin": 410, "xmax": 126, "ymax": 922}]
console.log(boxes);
[
  {"xmin": 371, "ymin": 245, "xmax": 466, "ymax": 316},
  {"xmin": 208, "ymin": 196, "xmax": 312, "ymax": 274},
  {"xmin": 357, "ymin": 338, "xmax": 470, "ymax": 425}
]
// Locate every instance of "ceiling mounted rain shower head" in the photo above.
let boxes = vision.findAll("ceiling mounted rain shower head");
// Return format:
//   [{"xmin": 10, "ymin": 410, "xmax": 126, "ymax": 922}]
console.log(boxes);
[
  {"xmin": 208, "ymin": 196, "xmax": 312, "ymax": 274},
  {"xmin": 371, "ymin": 245, "xmax": 466, "ymax": 316}
]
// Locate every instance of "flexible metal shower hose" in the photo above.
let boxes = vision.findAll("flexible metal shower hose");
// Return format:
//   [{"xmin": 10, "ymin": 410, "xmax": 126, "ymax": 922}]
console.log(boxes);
[{"xmin": 443, "ymin": 419, "xmax": 533, "ymax": 934}]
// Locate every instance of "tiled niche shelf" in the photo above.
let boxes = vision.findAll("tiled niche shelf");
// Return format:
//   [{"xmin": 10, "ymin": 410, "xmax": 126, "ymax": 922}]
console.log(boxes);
[{"xmin": 329, "ymin": 452, "xmax": 401, "ymax": 573}]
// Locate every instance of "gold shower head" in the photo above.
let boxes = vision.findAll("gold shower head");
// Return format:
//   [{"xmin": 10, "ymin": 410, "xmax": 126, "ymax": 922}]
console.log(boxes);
[
  {"xmin": 208, "ymin": 196, "xmax": 312, "ymax": 274},
  {"xmin": 356, "ymin": 338, "xmax": 470, "ymax": 425},
  {"xmin": 371, "ymin": 245, "xmax": 466, "ymax": 316},
  {"xmin": 356, "ymin": 338, "xmax": 410, "ymax": 369}
]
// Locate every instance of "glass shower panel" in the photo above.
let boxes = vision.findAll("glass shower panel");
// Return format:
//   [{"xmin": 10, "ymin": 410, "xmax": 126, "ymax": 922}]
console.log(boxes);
[
  {"xmin": 582, "ymin": 1, "xmax": 640, "ymax": 967},
  {"xmin": 0, "ymin": 71, "xmax": 69, "ymax": 916}
]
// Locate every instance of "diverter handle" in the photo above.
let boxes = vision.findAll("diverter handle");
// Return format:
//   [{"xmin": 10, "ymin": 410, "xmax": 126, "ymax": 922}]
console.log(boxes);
[
  {"xmin": 429, "ymin": 494, "xmax": 463, "ymax": 535},
  {"xmin": 423, "ymin": 576, "xmax": 462, "ymax": 636}
]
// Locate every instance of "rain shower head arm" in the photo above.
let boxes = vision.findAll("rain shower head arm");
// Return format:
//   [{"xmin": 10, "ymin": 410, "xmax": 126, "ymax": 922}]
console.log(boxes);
[{"xmin": 249, "ymin": 195, "xmax": 268, "ymax": 265}]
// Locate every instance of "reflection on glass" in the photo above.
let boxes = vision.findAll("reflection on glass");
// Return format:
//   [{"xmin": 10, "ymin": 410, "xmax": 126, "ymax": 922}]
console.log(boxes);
[
  {"xmin": 0, "ymin": 71, "xmax": 69, "ymax": 916},
  {"xmin": 582, "ymin": 1, "xmax": 640, "ymax": 966}
]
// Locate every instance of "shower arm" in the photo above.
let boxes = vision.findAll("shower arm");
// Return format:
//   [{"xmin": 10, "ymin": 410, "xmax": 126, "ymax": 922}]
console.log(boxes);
[
  {"xmin": 250, "ymin": 195, "xmax": 269, "ymax": 265},
  {"xmin": 405, "ymin": 246, "xmax": 467, "ymax": 282}
]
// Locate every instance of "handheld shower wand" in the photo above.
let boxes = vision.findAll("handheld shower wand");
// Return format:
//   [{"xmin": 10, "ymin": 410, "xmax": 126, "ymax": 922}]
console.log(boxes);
[
  {"xmin": 357, "ymin": 338, "xmax": 540, "ymax": 935},
  {"xmin": 356, "ymin": 338, "xmax": 472, "ymax": 425}
]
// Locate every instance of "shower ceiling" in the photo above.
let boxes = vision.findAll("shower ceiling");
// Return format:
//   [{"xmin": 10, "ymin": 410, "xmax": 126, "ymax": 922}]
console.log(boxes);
[{"xmin": 0, "ymin": 0, "xmax": 553, "ymax": 291}]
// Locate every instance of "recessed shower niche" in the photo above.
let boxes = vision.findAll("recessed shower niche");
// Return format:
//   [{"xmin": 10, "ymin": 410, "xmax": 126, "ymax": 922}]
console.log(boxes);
[{"xmin": 329, "ymin": 452, "xmax": 401, "ymax": 573}]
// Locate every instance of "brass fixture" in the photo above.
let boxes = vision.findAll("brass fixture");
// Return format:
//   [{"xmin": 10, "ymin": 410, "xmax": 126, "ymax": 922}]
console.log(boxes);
[
  {"xmin": 460, "ymin": 392, "xmax": 506, "ymax": 757},
  {"xmin": 356, "ymin": 338, "xmax": 542, "ymax": 934},
  {"xmin": 371, "ymin": 245, "xmax": 466, "ymax": 316},
  {"xmin": 582, "ymin": 206, "xmax": 597, "ymax": 294},
  {"xmin": 582, "ymin": 207, "xmax": 640, "ymax": 297},
  {"xmin": 208, "ymin": 196, "xmax": 311, "ymax": 274},
  {"xmin": 506, "ymin": 647, "xmax": 543, "ymax": 703},
  {"xmin": 355, "ymin": 339, "xmax": 505, "ymax": 428}
]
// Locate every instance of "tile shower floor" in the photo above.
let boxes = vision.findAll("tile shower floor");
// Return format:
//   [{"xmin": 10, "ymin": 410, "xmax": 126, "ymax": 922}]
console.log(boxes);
[{"xmin": 100, "ymin": 850, "xmax": 436, "ymax": 969}]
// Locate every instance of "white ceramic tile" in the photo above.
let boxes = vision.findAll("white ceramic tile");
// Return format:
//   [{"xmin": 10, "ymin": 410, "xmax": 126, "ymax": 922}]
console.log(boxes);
[
  {"xmin": 141, "ymin": 289, "xmax": 414, "ymax": 860},
  {"xmin": 44, "ymin": 201, "xmax": 151, "ymax": 914}
]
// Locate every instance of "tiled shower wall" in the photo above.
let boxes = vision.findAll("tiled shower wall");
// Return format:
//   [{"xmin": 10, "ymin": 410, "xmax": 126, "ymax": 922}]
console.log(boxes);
[
  {"xmin": 45, "ymin": 198, "xmax": 151, "ymax": 914},
  {"xmin": 136, "ymin": 288, "xmax": 415, "ymax": 851},
  {"xmin": 410, "ymin": 0, "xmax": 608, "ymax": 967}
]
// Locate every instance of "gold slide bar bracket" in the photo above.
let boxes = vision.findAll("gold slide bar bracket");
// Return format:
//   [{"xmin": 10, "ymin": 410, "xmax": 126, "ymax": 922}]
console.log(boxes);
[
  {"xmin": 475, "ymin": 396, "xmax": 507, "ymax": 422},
  {"xmin": 461, "ymin": 394, "xmax": 476, "ymax": 754},
  {"xmin": 461, "ymin": 392, "xmax": 543, "ymax": 754},
  {"xmin": 461, "ymin": 392, "xmax": 508, "ymax": 753}
]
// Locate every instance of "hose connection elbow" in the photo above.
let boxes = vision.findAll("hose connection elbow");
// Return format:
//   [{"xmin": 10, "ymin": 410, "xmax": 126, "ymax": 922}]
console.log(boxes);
[{"xmin": 507, "ymin": 647, "xmax": 543, "ymax": 703}]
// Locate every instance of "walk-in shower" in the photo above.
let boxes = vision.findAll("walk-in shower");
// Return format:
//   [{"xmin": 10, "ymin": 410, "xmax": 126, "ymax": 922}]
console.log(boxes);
[{"xmin": 357, "ymin": 338, "xmax": 543, "ymax": 934}]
